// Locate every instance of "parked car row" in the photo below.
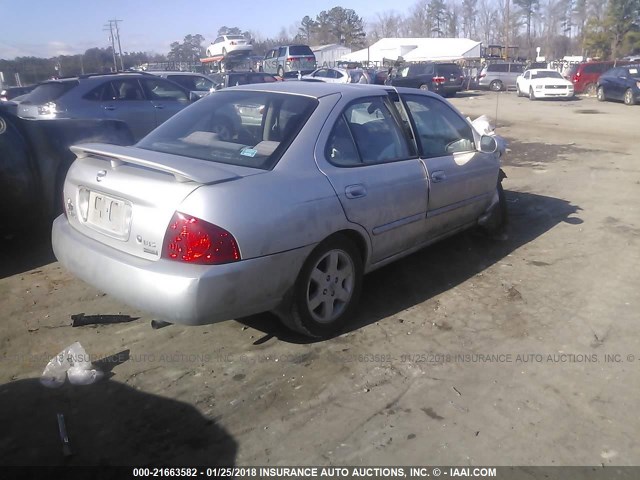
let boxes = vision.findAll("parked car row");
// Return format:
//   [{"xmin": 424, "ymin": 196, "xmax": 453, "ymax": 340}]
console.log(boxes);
[{"xmin": 597, "ymin": 64, "xmax": 640, "ymax": 105}]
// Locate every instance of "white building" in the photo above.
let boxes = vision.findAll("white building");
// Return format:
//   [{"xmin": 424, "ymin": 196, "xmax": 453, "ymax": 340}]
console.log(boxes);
[
  {"xmin": 340, "ymin": 38, "xmax": 482, "ymax": 65},
  {"xmin": 312, "ymin": 44, "xmax": 352, "ymax": 67}
]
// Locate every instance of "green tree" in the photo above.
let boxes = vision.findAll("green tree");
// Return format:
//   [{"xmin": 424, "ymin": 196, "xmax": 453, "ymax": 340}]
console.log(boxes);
[
  {"xmin": 462, "ymin": 0, "xmax": 478, "ymax": 38},
  {"xmin": 427, "ymin": 0, "xmax": 449, "ymax": 37},
  {"xmin": 168, "ymin": 34, "xmax": 205, "ymax": 62},
  {"xmin": 315, "ymin": 7, "xmax": 366, "ymax": 48},
  {"xmin": 513, "ymin": 0, "xmax": 540, "ymax": 53},
  {"xmin": 606, "ymin": 0, "xmax": 640, "ymax": 59},
  {"xmin": 298, "ymin": 15, "xmax": 319, "ymax": 42}
]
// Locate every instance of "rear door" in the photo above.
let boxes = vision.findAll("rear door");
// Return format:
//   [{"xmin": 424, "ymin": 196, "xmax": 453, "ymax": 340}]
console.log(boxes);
[
  {"xmin": 93, "ymin": 79, "xmax": 156, "ymax": 141},
  {"xmin": 402, "ymin": 93, "xmax": 499, "ymax": 235},
  {"xmin": 140, "ymin": 77, "xmax": 191, "ymax": 128},
  {"xmin": 508, "ymin": 64, "xmax": 525, "ymax": 87},
  {"xmin": 437, "ymin": 64, "xmax": 464, "ymax": 90},
  {"xmin": 317, "ymin": 95, "xmax": 428, "ymax": 263}
]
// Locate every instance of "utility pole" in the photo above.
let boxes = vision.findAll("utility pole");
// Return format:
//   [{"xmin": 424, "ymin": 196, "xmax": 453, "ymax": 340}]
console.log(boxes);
[
  {"xmin": 504, "ymin": 0, "xmax": 510, "ymax": 61},
  {"xmin": 103, "ymin": 21, "xmax": 118, "ymax": 71},
  {"xmin": 110, "ymin": 19, "xmax": 125, "ymax": 71}
]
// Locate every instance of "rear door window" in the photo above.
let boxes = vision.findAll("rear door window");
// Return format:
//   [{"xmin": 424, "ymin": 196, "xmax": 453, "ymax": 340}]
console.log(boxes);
[
  {"xmin": 110, "ymin": 79, "xmax": 145, "ymax": 101},
  {"xmin": 341, "ymin": 97, "xmax": 411, "ymax": 165},
  {"xmin": 489, "ymin": 64, "xmax": 508, "ymax": 73}
]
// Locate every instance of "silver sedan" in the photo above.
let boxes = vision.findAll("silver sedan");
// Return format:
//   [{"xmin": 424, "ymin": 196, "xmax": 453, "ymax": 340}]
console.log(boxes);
[{"xmin": 52, "ymin": 82, "xmax": 506, "ymax": 338}]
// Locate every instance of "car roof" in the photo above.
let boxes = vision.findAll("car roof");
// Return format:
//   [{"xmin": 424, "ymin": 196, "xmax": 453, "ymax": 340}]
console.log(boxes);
[
  {"xmin": 229, "ymin": 80, "xmax": 393, "ymax": 98},
  {"xmin": 528, "ymin": 69, "xmax": 561, "ymax": 73},
  {"xmin": 148, "ymin": 71, "xmax": 207, "ymax": 76}
]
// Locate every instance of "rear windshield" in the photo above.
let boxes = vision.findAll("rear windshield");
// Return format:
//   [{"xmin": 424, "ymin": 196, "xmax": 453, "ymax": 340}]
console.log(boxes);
[
  {"xmin": 289, "ymin": 46, "xmax": 314, "ymax": 56},
  {"xmin": 137, "ymin": 91, "xmax": 318, "ymax": 170},
  {"xmin": 226, "ymin": 35, "xmax": 245, "ymax": 40},
  {"xmin": 436, "ymin": 64, "xmax": 462, "ymax": 76},
  {"xmin": 21, "ymin": 81, "xmax": 78, "ymax": 104}
]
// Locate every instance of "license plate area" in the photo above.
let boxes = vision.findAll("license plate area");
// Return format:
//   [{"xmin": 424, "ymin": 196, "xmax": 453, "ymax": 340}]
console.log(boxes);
[{"xmin": 85, "ymin": 190, "xmax": 132, "ymax": 240}]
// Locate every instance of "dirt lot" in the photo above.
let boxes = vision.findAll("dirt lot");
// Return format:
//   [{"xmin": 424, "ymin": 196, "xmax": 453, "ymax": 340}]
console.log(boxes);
[{"xmin": 1, "ymin": 91, "xmax": 639, "ymax": 468}]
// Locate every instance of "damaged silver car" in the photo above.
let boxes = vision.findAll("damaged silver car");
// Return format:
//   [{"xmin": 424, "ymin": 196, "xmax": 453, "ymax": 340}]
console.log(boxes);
[{"xmin": 52, "ymin": 82, "xmax": 506, "ymax": 338}]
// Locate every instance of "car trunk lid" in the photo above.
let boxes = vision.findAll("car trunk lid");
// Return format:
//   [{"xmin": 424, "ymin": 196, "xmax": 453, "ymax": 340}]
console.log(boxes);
[{"xmin": 63, "ymin": 143, "xmax": 263, "ymax": 261}]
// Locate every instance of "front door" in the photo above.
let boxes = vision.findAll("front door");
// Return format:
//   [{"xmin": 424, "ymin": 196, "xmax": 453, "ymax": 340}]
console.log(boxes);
[{"xmin": 402, "ymin": 94, "xmax": 499, "ymax": 236}]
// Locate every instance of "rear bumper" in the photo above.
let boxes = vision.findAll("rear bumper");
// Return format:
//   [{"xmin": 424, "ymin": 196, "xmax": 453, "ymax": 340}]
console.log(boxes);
[{"xmin": 52, "ymin": 216, "xmax": 313, "ymax": 325}]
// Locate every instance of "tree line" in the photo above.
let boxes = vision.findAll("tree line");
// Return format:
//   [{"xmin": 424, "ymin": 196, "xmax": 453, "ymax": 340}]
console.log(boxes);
[{"xmin": 1, "ymin": 1, "xmax": 638, "ymax": 85}]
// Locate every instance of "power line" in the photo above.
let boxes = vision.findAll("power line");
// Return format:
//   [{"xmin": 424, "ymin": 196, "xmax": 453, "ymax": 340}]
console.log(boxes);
[{"xmin": 103, "ymin": 19, "xmax": 125, "ymax": 72}]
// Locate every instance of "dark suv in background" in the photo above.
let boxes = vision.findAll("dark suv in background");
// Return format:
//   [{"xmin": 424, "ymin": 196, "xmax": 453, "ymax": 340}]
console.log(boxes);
[{"xmin": 390, "ymin": 62, "xmax": 465, "ymax": 97}]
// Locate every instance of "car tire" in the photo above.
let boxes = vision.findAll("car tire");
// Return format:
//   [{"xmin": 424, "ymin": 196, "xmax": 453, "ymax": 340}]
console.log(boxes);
[
  {"xmin": 480, "ymin": 181, "xmax": 508, "ymax": 235},
  {"xmin": 624, "ymin": 88, "xmax": 636, "ymax": 106},
  {"xmin": 490, "ymin": 80, "xmax": 503, "ymax": 92},
  {"xmin": 597, "ymin": 86, "xmax": 606, "ymax": 102},
  {"xmin": 584, "ymin": 83, "xmax": 596, "ymax": 96},
  {"xmin": 277, "ymin": 66, "xmax": 284, "ymax": 78},
  {"xmin": 419, "ymin": 83, "xmax": 429, "ymax": 91},
  {"xmin": 529, "ymin": 88, "xmax": 536, "ymax": 101},
  {"xmin": 281, "ymin": 235, "xmax": 363, "ymax": 338}
]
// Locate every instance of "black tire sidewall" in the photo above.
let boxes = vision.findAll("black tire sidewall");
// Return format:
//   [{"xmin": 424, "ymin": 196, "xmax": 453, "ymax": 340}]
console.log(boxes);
[{"xmin": 291, "ymin": 236, "xmax": 363, "ymax": 338}]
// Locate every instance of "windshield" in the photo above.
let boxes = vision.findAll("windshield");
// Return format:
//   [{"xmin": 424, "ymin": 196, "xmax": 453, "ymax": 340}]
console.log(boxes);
[
  {"xmin": 532, "ymin": 71, "xmax": 563, "ymax": 79},
  {"xmin": 137, "ymin": 90, "xmax": 318, "ymax": 170}
]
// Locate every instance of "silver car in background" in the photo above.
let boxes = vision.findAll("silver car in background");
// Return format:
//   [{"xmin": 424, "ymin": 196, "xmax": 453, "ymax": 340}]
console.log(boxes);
[
  {"xmin": 52, "ymin": 82, "xmax": 506, "ymax": 338},
  {"xmin": 16, "ymin": 72, "xmax": 197, "ymax": 141}
]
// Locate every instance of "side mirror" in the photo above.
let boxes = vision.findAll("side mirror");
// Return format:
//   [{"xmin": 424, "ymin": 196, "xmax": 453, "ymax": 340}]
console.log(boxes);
[{"xmin": 479, "ymin": 135, "xmax": 498, "ymax": 153}]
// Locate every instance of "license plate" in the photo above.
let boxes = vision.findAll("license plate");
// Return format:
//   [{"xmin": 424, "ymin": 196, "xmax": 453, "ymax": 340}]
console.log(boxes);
[{"xmin": 86, "ymin": 191, "xmax": 131, "ymax": 238}]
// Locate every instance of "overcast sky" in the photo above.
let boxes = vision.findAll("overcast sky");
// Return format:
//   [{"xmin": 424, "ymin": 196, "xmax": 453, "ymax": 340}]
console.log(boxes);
[{"xmin": 0, "ymin": 0, "xmax": 420, "ymax": 59}]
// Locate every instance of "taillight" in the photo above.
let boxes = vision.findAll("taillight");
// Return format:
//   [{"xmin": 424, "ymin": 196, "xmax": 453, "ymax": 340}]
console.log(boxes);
[
  {"xmin": 287, "ymin": 57, "xmax": 295, "ymax": 62},
  {"xmin": 162, "ymin": 212, "xmax": 240, "ymax": 265},
  {"xmin": 306, "ymin": 56, "xmax": 314, "ymax": 62},
  {"xmin": 432, "ymin": 76, "xmax": 446, "ymax": 84}
]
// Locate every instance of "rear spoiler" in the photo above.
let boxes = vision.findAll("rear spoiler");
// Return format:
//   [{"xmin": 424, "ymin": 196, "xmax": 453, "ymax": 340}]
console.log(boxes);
[{"xmin": 70, "ymin": 143, "xmax": 241, "ymax": 184}]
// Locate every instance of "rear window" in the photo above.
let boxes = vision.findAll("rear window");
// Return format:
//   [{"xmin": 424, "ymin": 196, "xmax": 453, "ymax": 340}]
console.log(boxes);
[
  {"xmin": 226, "ymin": 35, "xmax": 245, "ymax": 40},
  {"xmin": 137, "ymin": 91, "xmax": 318, "ymax": 170},
  {"xmin": 289, "ymin": 46, "xmax": 314, "ymax": 56},
  {"xmin": 21, "ymin": 81, "xmax": 78, "ymax": 104},
  {"xmin": 436, "ymin": 64, "xmax": 462, "ymax": 76}
]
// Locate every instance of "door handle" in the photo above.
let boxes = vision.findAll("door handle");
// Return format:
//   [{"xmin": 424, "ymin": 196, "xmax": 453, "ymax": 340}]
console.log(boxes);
[
  {"xmin": 153, "ymin": 105, "xmax": 164, "ymax": 109},
  {"xmin": 103, "ymin": 105, "xmax": 115, "ymax": 111},
  {"xmin": 431, "ymin": 170, "xmax": 447, "ymax": 182},
  {"xmin": 345, "ymin": 184, "xmax": 367, "ymax": 199}
]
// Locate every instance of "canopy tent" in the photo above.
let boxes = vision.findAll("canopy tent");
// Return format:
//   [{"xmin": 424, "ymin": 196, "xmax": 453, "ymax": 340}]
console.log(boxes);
[{"xmin": 340, "ymin": 38, "xmax": 482, "ymax": 65}]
